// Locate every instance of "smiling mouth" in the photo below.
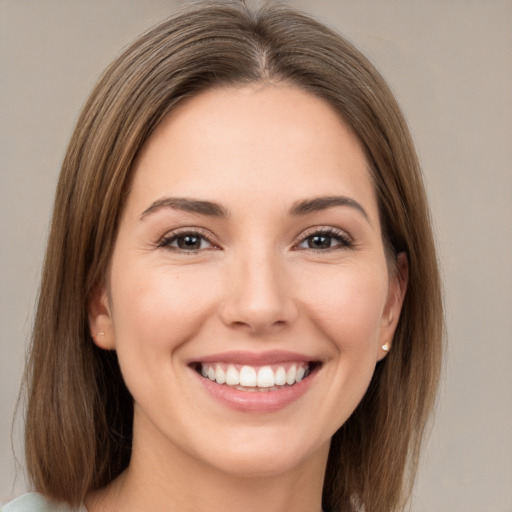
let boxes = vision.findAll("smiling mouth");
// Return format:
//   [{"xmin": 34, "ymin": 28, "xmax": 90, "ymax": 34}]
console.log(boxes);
[{"xmin": 191, "ymin": 361, "xmax": 320, "ymax": 392}]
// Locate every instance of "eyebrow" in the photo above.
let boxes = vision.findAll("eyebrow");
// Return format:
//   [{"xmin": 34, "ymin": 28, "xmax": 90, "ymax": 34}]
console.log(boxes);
[
  {"xmin": 140, "ymin": 195, "xmax": 369, "ymax": 222},
  {"xmin": 140, "ymin": 197, "xmax": 229, "ymax": 220},
  {"xmin": 289, "ymin": 195, "xmax": 369, "ymax": 222}
]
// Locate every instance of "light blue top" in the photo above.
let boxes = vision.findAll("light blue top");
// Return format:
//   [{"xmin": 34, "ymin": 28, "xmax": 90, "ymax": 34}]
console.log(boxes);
[{"xmin": 1, "ymin": 493, "xmax": 86, "ymax": 512}]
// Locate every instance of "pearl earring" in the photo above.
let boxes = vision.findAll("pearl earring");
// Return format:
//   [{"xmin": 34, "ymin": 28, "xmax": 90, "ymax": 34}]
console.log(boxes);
[{"xmin": 381, "ymin": 342, "xmax": 390, "ymax": 352}]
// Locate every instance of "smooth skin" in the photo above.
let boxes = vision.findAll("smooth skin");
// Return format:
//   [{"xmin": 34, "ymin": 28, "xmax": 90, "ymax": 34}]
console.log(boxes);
[{"xmin": 88, "ymin": 84, "xmax": 407, "ymax": 512}]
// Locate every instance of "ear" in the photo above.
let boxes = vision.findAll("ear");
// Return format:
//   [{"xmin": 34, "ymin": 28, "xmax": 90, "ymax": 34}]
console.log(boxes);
[
  {"xmin": 377, "ymin": 252, "xmax": 408, "ymax": 361},
  {"xmin": 88, "ymin": 281, "xmax": 116, "ymax": 350}
]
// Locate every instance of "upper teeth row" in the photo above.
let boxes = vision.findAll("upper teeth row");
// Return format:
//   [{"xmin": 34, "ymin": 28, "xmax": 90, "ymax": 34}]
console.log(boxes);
[{"xmin": 201, "ymin": 363, "xmax": 308, "ymax": 388}]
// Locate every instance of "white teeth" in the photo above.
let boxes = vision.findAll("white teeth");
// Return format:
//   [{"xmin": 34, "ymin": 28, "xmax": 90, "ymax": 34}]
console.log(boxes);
[
  {"xmin": 198, "ymin": 362, "xmax": 312, "ymax": 390},
  {"xmin": 225, "ymin": 365, "xmax": 240, "ymax": 385},
  {"xmin": 274, "ymin": 366, "xmax": 287, "ymax": 386},
  {"xmin": 215, "ymin": 364, "xmax": 226, "ymax": 384},
  {"xmin": 256, "ymin": 366, "xmax": 275, "ymax": 388},
  {"xmin": 286, "ymin": 365, "xmax": 297, "ymax": 385},
  {"xmin": 239, "ymin": 365, "xmax": 257, "ymax": 387}
]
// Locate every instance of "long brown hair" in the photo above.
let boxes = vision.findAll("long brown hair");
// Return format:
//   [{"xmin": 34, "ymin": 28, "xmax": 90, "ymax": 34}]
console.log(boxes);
[{"xmin": 24, "ymin": 2, "xmax": 443, "ymax": 510}]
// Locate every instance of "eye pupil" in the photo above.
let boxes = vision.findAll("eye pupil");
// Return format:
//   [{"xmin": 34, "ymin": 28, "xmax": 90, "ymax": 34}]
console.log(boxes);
[
  {"xmin": 308, "ymin": 235, "xmax": 331, "ymax": 249},
  {"xmin": 178, "ymin": 235, "xmax": 201, "ymax": 250}
]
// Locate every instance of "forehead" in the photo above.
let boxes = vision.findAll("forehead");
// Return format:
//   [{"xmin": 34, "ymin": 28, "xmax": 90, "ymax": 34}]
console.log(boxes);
[{"xmin": 128, "ymin": 84, "xmax": 378, "ymax": 220}]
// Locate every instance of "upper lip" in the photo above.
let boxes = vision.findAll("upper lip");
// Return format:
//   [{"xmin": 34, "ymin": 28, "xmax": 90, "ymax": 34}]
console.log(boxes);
[{"xmin": 188, "ymin": 350, "xmax": 319, "ymax": 366}]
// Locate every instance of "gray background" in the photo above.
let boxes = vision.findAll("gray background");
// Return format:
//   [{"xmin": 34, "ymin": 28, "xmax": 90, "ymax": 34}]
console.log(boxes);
[{"xmin": 1, "ymin": 1, "xmax": 511, "ymax": 510}]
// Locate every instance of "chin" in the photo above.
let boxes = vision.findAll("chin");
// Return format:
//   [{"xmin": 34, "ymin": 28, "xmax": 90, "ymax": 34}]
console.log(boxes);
[{"xmin": 189, "ymin": 427, "xmax": 330, "ymax": 480}]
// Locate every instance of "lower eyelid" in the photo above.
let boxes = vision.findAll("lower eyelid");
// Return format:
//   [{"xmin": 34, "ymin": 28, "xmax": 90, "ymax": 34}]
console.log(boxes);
[{"xmin": 299, "ymin": 238, "xmax": 350, "ymax": 250}]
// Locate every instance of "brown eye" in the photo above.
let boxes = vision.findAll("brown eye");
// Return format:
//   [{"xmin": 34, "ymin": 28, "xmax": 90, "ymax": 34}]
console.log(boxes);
[
  {"xmin": 307, "ymin": 234, "xmax": 333, "ymax": 249},
  {"xmin": 159, "ymin": 231, "xmax": 214, "ymax": 252},
  {"xmin": 297, "ymin": 229, "xmax": 352, "ymax": 251},
  {"xmin": 176, "ymin": 234, "xmax": 203, "ymax": 250}
]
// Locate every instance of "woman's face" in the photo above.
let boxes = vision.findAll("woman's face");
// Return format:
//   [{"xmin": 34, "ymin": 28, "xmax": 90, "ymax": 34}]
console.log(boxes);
[{"xmin": 90, "ymin": 84, "xmax": 406, "ymax": 479}]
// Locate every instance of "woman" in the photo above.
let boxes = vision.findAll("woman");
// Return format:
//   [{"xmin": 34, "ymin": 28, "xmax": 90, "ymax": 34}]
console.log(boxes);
[{"xmin": 3, "ymin": 2, "xmax": 442, "ymax": 511}]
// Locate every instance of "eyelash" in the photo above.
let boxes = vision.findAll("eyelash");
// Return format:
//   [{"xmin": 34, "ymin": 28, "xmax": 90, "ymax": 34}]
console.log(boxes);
[
  {"xmin": 156, "ymin": 227, "xmax": 353, "ymax": 254},
  {"xmin": 294, "ymin": 227, "xmax": 353, "ymax": 252},
  {"xmin": 157, "ymin": 229, "xmax": 218, "ymax": 253}
]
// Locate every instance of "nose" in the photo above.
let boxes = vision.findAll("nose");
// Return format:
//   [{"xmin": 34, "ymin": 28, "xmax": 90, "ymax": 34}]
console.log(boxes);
[{"xmin": 218, "ymin": 249, "xmax": 298, "ymax": 335}]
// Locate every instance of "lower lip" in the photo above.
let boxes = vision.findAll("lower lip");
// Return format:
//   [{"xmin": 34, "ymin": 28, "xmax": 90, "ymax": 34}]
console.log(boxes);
[{"xmin": 193, "ymin": 368, "xmax": 317, "ymax": 413}]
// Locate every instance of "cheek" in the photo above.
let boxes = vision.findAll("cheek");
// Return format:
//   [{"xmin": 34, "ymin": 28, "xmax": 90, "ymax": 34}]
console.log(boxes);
[
  {"xmin": 109, "ymin": 262, "xmax": 219, "ymax": 355},
  {"xmin": 300, "ymin": 265, "xmax": 389, "ymax": 430},
  {"xmin": 107, "ymin": 262, "xmax": 223, "ymax": 411},
  {"xmin": 300, "ymin": 263, "xmax": 389, "ymax": 351}
]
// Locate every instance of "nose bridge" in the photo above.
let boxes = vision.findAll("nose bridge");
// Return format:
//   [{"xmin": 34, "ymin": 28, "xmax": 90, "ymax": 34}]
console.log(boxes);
[{"xmin": 219, "ymin": 242, "xmax": 297, "ymax": 334}]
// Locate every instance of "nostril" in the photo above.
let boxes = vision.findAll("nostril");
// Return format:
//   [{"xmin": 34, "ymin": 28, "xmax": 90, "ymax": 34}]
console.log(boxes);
[{"xmin": 232, "ymin": 321, "xmax": 249, "ymax": 328}]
